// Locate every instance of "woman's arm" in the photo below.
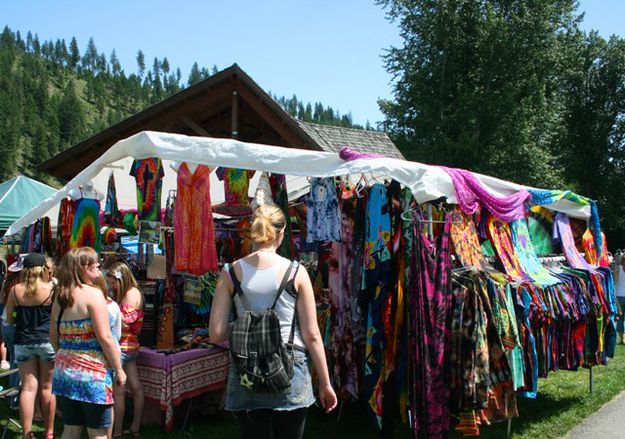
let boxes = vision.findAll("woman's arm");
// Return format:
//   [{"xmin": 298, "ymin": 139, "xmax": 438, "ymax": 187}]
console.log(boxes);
[
  {"xmin": 121, "ymin": 287, "xmax": 143, "ymax": 310},
  {"xmin": 89, "ymin": 288, "xmax": 126, "ymax": 386},
  {"xmin": 49, "ymin": 301, "xmax": 60, "ymax": 351},
  {"xmin": 208, "ymin": 269, "xmax": 234, "ymax": 343},
  {"xmin": 295, "ymin": 267, "xmax": 337, "ymax": 413},
  {"xmin": 5, "ymin": 286, "xmax": 16, "ymax": 326}
]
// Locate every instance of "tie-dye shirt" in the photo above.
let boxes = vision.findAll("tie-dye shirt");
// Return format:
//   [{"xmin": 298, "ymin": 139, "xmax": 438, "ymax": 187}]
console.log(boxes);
[
  {"xmin": 130, "ymin": 157, "xmax": 164, "ymax": 221},
  {"xmin": 216, "ymin": 167, "xmax": 254, "ymax": 207}
]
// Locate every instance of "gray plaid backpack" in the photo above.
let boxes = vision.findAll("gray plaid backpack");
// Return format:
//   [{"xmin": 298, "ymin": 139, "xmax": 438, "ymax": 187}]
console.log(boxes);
[{"xmin": 226, "ymin": 260, "xmax": 300, "ymax": 393}]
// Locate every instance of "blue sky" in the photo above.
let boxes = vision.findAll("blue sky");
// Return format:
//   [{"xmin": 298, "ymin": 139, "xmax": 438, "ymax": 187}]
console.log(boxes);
[{"xmin": 3, "ymin": 0, "xmax": 623, "ymax": 126}]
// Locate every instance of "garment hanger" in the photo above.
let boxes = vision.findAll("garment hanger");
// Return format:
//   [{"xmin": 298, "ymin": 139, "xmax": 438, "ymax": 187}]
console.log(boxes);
[
  {"xmin": 355, "ymin": 174, "xmax": 369, "ymax": 198},
  {"xmin": 400, "ymin": 207, "xmax": 463, "ymax": 224}
]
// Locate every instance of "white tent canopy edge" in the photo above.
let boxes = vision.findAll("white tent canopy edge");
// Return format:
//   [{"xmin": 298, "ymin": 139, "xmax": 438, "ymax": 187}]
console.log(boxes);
[{"xmin": 5, "ymin": 130, "xmax": 590, "ymax": 237}]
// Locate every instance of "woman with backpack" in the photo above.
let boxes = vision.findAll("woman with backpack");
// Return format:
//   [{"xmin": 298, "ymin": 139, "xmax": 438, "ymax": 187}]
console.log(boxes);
[{"xmin": 210, "ymin": 204, "xmax": 337, "ymax": 439}]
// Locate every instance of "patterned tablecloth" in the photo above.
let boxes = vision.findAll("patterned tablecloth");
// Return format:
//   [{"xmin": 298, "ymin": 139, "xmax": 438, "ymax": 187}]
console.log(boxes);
[{"xmin": 135, "ymin": 346, "xmax": 230, "ymax": 432}]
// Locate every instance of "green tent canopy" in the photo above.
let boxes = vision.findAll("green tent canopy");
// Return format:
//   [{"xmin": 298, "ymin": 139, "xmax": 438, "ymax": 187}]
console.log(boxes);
[{"xmin": 0, "ymin": 175, "xmax": 56, "ymax": 231}]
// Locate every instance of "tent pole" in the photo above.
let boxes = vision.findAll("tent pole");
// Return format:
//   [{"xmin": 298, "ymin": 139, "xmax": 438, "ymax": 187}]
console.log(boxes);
[{"xmin": 231, "ymin": 91, "xmax": 239, "ymax": 139}]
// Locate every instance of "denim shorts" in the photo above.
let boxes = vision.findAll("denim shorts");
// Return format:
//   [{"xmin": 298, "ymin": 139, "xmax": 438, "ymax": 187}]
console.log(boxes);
[
  {"xmin": 15, "ymin": 342, "xmax": 55, "ymax": 363},
  {"xmin": 57, "ymin": 395, "xmax": 113, "ymax": 429},
  {"xmin": 121, "ymin": 349, "xmax": 139, "ymax": 365},
  {"xmin": 225, "ymin": 350, "xmax": 316, "ymax": 411}
]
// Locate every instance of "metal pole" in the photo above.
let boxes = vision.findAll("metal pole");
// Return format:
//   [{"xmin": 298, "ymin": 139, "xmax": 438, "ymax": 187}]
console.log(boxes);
[
  {"xmin": 427, "ymin": 204, "xmax": 433, "ymax": 240},
  {"xmin": 506, "ymin": 418, "xmax": 512, "ymax": 439}
]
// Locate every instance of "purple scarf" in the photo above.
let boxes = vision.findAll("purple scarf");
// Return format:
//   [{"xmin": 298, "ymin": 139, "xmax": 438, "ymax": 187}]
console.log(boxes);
[
  {"xmin": 441, "ymin": 166, "xmax": 531, "ymax": 222},
  {"xmin": 339, "ymin": 147, "xmax": 385, "ymax": 161}
]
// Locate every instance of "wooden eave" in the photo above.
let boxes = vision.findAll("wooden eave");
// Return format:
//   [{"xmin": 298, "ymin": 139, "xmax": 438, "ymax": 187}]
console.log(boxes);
[{"xmin": 39, "ymin": 64, "xmax": 320, "ymax": 179}]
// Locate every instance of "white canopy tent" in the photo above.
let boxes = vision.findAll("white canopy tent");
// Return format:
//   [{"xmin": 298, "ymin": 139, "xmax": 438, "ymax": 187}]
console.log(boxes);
[{"xmin": 5, "ymin": 130, "xmax": 591, "ymax": 237}]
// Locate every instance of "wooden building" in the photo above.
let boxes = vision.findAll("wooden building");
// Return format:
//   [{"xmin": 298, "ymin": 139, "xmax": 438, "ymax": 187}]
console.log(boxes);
[{"xmin": 39, "ymin": 64, "xmax": 404, "ymax": 179}]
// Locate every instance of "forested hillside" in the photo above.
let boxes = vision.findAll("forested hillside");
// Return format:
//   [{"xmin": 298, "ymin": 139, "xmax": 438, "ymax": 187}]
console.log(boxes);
[{"xmin": 0, "ymin": 26, "xmax": 363, "ymax": 184}]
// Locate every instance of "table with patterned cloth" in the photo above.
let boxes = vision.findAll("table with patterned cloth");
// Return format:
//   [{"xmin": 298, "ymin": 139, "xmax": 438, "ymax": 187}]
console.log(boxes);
[{"xmin": 135, "ymin": 346, "xmax": 230, "ymax": 432}]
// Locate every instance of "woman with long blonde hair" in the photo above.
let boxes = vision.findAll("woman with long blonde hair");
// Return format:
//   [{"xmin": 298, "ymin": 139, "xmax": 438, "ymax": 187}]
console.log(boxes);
[
  {"xmin": 50, "ymin": 247, "xmax": 126, "ymax": 439},
  {"xmin": 5, "ymin": 253, "xmax": 56, "ymax": 439},
  {"xmin": 106, "ymin": 262, "xmax": 144, "ymax": 439},
  {"xmin": 210, "ymin": 204, "xmax": 337, "ymax": 439}
]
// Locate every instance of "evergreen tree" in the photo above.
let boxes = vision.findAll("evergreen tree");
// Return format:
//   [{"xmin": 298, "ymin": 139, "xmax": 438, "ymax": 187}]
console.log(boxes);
[
  {"xmin": 69, "ymin": 36, "xmax": 80, "ymax": 70},
  {"xmin": 110, "ymin": 49, "xmax": 121, "ymax": 76},
  {"xmin": 26, "ymin": 31, "xmax": 33, "ymax": 52},
  {"xmin": 136, "ymin": 49, "xmax": 145, "ymax": 77},
  {"xmin": 82, "ymin": 37, "xmax": 98, "ymax": 72},
  {"xmin": 32, "ymin": 33, "xmax": 40, "ymax": 55},
  {"xmin": 188, "ymin": 62, "xmax": 201, "ymax": 86}
]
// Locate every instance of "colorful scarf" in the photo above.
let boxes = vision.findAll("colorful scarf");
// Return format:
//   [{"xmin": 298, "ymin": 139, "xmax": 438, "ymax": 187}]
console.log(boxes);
[
  {"xmin": 528, "ymin": 189, "xmax": 602, "ymax": 259},
  {"xmin": 441, "ymin": 167, "xmax": 531, "ymax": 222}
]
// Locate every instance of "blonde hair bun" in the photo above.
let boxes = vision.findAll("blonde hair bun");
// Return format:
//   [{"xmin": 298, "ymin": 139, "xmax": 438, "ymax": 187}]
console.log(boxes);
[{"xmin": 250, "ymin": 204, "xmax": 286, "ymax": 246}]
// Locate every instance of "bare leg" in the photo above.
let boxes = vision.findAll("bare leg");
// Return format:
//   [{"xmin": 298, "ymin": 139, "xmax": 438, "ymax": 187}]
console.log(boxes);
[
  {"xmin": 38, "ymin": 358, "xmax": 56, "ymax": 436},
  {"xmin": 18, "ymin": 358, "xmax": 39, "ymax": 438},
  {"xmin": 0, "ymin": 340, "xmax": 7, "ymax": 363},
  {"xmin": 125, "ymin": 361, "xmax": 144, "ymax": 434},
  {"xmin": 112, "ymin": 382, "xmax": 125, "ymax": 437},
  {"xmin": 61, "ymin": 425, "xmax": 84, "ymax": 439},
  {"xmin": 86, "ymin": 427, "xmax": 109, "ymax": 439}
]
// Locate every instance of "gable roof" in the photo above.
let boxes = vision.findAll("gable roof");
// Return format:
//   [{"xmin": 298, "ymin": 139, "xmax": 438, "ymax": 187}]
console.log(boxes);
[
  {"xmin": 296, "ymin": 120, "xmax": 404, "ymax": 159},
  {"xmin": 39, "ymin": 64, "xmax": 403, "ymax": 179}
]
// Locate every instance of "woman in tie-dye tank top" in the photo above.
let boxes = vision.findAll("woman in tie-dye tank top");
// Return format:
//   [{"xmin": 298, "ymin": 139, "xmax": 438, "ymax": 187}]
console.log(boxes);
[{"xmin": 51, "ymin": 247, "xmax": 126, "ymax": 439}]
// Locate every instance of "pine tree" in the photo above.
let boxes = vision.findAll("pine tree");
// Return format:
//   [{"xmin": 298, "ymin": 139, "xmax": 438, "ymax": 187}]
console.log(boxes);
[
  {"xmin": 110, "ymin": 49, "xmax": 121, "ymax": 76},
  {"xmin": 136, "ymin": 50, "xmax": 145, "ymax": 77},
  {"xmin": 26, "ymin": 31, "xmax": 33, "ymax": 52},
  {"xmin": 69, "ymin": 37, "xmax": 80, "ymax": 70},
  {"xmin": 32, "ymin": 33, "xmax": 40, "ymax": 55},
  {"xmin": 82, "ymin": 37, "xmax": 98, "ymax": 72},
  {"xmin": 188, "ymin": 62, "xmax": 201, "ymax": 86}
]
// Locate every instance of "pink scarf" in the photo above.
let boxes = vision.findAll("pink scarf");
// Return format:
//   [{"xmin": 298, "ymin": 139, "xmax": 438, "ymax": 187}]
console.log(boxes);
[{"xmin": 440, "ymin": 166, "xmax": 531, "ymax": 221}]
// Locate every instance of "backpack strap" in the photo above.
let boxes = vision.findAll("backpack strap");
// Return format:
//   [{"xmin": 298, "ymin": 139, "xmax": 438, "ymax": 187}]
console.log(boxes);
[
  {"xmin": 224, "ymin": 263, "xmax": 244, "ymax": 297},
  {"xmin": 271, "ymin": 260, "xmax": 299, "ymax": 310},
  {"xmin": 284, "ymin": 262, "xmax": 302, "ymax": 351}
]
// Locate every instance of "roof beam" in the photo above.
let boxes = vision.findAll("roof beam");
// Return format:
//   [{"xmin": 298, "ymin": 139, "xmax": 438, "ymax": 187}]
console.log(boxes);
[
  {"xmin": 235, "ymin": 85, "xmax": 308, "ymax": 148},
  {"xmin": 180, "ymin": 115, "xmax": 210, "ymax": 136}
]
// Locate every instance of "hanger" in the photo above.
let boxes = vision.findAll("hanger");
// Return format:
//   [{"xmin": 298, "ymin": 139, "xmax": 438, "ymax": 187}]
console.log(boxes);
[
  {"xmin": 355, "ymin": 174, "xmax": 369, "ymax": 198},
  {"xmin": 400, "ymin": 207, "xmax": 463, "ymax": 224}
]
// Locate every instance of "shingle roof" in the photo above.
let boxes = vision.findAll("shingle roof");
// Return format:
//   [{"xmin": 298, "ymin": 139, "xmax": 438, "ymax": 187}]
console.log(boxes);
[{"xmin": 296, "ymin": 120, "xmax": 405, "ymax": 160}]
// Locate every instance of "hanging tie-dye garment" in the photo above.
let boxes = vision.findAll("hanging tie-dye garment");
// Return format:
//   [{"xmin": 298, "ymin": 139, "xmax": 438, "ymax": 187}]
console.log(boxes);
[
  {"xmin": 583, "ymin": 229, "xmax": 610, "ymax": 267},
  {"xmin": 104, "ymin": 172, "xmax": 120, "ymax": 226},
  {"xmin": 362, "ymin": 183, "xmax": 391, "ymax": 426},
  {"xmin": 328, "ymin": 184, "xmax": 359, "ymax": 400},
  {"xmin": 510, "ymin": 219, "xmax": 560, "ymax": 286},
  {"xmin": 69, "ymin": 197, "xmax": 101, "ymax": 251},
  {"xmin": 57, "ymin": 197, "xmax": 75, "ymax": 257},
  {"xmin": 487, "ymin": 216, "xmax": 528, "ymax": 281},
  {"xmin": 410, "ymin": 211, "xmax": 452, "ymax": 438},
  {"xmin": 307, "ymin": 177, "xmax": 341, "ymax": 242},
  {"xmin": 130, "ymin": 157, "xmax": 164, "ymax": 221},
  {"xmin": 215, "ymin": 167, "xmax": 255, "ymax": 215},
  {"xmin": 450, "ymin": 208, "xmax": 486, "ymax": 270},
  {"xmin": 174, "ymin": 163, "xmax": 218, "ymax": 274}
]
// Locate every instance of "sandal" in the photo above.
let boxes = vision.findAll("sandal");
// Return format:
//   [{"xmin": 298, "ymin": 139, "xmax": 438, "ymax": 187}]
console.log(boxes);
[
  {"xmin": 123, "ymin": 428, "xmax": 140, "ymax": 438},
  {"xmin": 44, "ymin": 433, "xmax": 54, "ymax": 439}
]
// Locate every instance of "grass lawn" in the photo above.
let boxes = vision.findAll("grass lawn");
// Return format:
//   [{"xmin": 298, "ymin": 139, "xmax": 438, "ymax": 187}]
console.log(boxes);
[{"xmin": 3, "ymin": 345, "xmax": 625, "ymax": 438}]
